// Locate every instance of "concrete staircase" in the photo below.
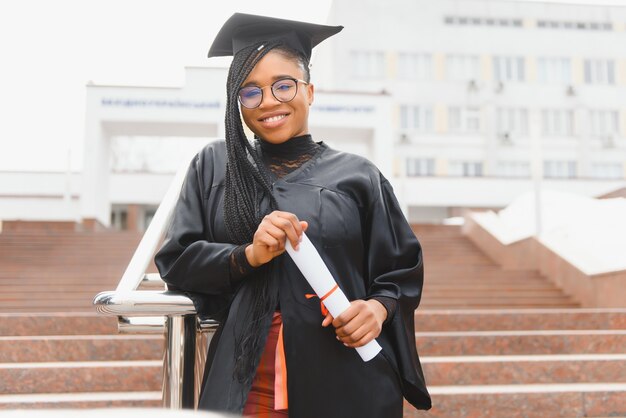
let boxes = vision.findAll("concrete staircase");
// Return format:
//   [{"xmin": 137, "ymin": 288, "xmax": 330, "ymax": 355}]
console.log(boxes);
[
  {"xmin": 414, "ymin": 224, "xmax": 579, "ymax": 309},
  {"xmin": 405, "ymin": 225, "xmax": 626, "ymax": 417},
  {"xmin": 0, "ymin": 228, "xmax": 163, "ymax": 408},
  {"xmin": 0, "ymin": 229, "xmax": 158, "ymax": 312},
  {"xmin": 408, "ymin": 309, "xmax": 626, "ymax": 417},
  {"xmin": 1, "ymin": 225, "xmax": 625, "ymax": 416},
  {"xmin": 0, "ymin": 313, "xmax": 162, "ymax": 408}
]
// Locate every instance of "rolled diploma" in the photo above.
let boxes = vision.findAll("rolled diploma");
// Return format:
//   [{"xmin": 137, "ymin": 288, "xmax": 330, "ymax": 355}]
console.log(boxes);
[{"xmin": 285, "ymin": 232, "xmax": 382, "ymax": 362}]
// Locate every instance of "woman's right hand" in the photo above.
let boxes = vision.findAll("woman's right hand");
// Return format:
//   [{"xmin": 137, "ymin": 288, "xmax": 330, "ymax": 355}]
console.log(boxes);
[{"xmin": 245, "ymin": 210, "xmax": 308, "ymax": 267}]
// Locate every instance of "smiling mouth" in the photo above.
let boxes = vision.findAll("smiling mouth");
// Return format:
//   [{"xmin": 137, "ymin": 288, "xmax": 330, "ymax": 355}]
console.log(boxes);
[{"xmin": 260, "ymin": 114, "xmax": 288, "ymax": 123}]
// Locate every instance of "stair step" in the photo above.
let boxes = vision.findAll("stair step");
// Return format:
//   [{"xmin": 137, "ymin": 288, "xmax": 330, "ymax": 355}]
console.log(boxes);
[
  {"xmin": 420, "ymin": 297, "xmax": 577, "ymax": 306},
  {"xmin": 414, "ymin": 309, "xmax": 626, "ymax": 332},
  {"xmin": 0, "ymin": 335, "xmax": 163, "ymax": 362},
  {"xmin": 421, "ymin": 354, "xmax": 626, "ymax": 385},
  {"xmin": 423, "ymin": 270, "xmax": 551, "ymax": 277},
  {"xmin": 0, "ymin": 279, "xmax": 126, "ymax": 285},
  {"xmin": 1, "ymin": 292, "xmax": 116, "ymax": 300},
  {"xmin": 0, "ymin": 285, "xmax": 118, "ymax": 292},
  {"xmin": 420, "ymin": 304, "xmax": 580, "ymax": 309},
  {"xmin": 420, "ymin": 301, "xmax": 578, "ymax": 309},
  {"xmin": 0, "ymin": 306, "xmax": 107, "ymax": 313},
  {"xmin": 0, "ymin": 391, "xmax": 161, "ymax": 409},
  {"xmin": 0, "ymin": 300, "xmax": 106, "ymax": 311},
  {"xmin": 424, "ymin": 278, "xmax": 549, "ymax": 283},
  {"xmin": 404, "ymin": 384, "xmax": 626, "ymax": 418},
  {"xmin": 425, "ymin": 283, "xmax": 557, "ymax": 289},
  {"xmin": 423, "ymin": 290, "xmax": 570, "ymax": 297},
  {"xmin": 416, "ymin": 330, "xmax": 626, "ymax": 356},
  {"xmin": 0, "ymin": 361, "xmax": 161, "ymax": 394},
  {"xmin": 0, "ymin": 313, "xmax": 119, "ymax": 336},
  {"xmin": 423, "ymin": 274, "xmax": 558, "ymax": 280}
]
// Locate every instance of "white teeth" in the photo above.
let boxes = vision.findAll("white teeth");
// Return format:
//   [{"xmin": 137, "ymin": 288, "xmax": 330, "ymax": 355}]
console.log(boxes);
[{"xmin": 262, "ymin": 114, "xmax": 286, "ymax": 123}]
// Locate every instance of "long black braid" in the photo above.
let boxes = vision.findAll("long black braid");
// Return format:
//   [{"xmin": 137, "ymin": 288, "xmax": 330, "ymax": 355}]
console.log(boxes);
[{"xmin": 222, "ymin": 40, "xmax": 310, "ymax": 386}]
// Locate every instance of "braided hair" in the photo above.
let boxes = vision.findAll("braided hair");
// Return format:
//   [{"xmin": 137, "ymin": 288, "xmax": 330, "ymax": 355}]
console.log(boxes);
[{"xmin": 222, "ymin": 40, "xmax": 310, "ymax": 386}]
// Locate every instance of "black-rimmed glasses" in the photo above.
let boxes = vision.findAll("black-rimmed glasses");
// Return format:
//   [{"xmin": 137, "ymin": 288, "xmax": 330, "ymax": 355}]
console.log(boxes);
[{"xmin": 238, "ymin": 77, "xmax": 308, "ymax": 109}]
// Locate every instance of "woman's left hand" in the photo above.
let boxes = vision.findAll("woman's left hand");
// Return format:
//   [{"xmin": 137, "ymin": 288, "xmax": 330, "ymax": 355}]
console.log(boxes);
[{"xmin": 321, "ymin": 299, "xmax": 387, "ymax": 348}]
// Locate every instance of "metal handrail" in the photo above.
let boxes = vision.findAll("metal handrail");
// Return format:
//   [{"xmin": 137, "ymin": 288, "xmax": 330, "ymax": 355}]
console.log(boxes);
[
  {"xmin": 94, "ymin": 290, "xmax": 197, "ymax": 316},
  {"xmin": 93, "ymin": 151, "xmax": 218, "ymax": 410}
]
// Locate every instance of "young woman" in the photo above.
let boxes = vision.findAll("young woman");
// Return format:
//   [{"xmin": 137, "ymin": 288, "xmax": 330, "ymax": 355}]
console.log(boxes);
[{"xmin": 154, "ymin": 13, "xmax": 431, "ymax": 418}]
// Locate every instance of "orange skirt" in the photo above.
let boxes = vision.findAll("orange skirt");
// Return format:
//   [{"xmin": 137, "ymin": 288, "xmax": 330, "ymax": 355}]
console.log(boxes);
[{"xmin": 243, "ymin": 312, "xmax": 289, "ymax": 418}]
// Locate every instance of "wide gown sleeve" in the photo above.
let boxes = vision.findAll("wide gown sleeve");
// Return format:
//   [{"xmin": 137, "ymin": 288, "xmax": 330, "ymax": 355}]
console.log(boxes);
[
  {"xmin": 363, "ymin": 172, "xmax": 431, "ymax": 409},
  {"xmin": 364, "ymin": 173, "xmax": 424, "ymax": 310},
  {"xmin": 153, "ymin": 150, "xmax": 244, "ymax": 298}
]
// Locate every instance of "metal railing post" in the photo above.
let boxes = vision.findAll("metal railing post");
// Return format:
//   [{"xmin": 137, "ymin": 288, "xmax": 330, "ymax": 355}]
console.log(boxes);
[
  {"xmin": 163, "ymin": 314, "xmax": 197, "ymax": 409},
  {"xmin": 195, "ymin": 318, "xmax": 220, "ymax": 407}
]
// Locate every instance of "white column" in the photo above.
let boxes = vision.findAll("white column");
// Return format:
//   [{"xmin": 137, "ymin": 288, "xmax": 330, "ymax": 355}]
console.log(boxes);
[
  {"xmin": 529, "ymin": 109, "xmax": 543, "ymax": 236},
  {"xmin": 373, "ymin": 98, "xmax": 394, "ymax": 180},
  {"xmin": 81, "ymin": 91, "xmax": 111, "ymax": 227},
  {"xmin": 483, "ymin": 102, "xmax": 497, "ymax": 176},
  {"xmin": 575, "ymin": 106, "xmax": 590, "ymax": 178}
]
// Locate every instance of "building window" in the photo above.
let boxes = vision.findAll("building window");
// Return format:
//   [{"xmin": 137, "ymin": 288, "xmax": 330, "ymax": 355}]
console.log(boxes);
[
  {"xmin": 143, "ymin": 207, "xmax": 157, "ymax": 232},
  {"xmin": 449, "ymin": 161, "xmax": 483, "ymax": 177},
  {"xmin": 493, "ymin": 56, "xmax": 525, "ymax": 82},
  {"xmin": 446, "ymin": 54, "xmax": 480, "ymax": 81},
  {"xmin": 406, "ymin": 158, "xmax": 435, "ymax": 177},
  {"xmin": 110, "ymin": 206, "xmax": 128, "ymax": 230},
  {"xmin": 584, "ymin": 59, "xmax": 615, "ymax": 85},
  {"xmin": 544, "ymin": 161, "xmax": 577, "ymax": 178},
  {"xmin": 448, "ymin": 106, "xmax": 481, "ymax": 134},
  {"xmin": 496, "ymin": 107, "xmax": 528, "ymax": 136},
  {"xmin": 537, "ymin": 20, "xmax": 613, "ymax": 31},
  {"xmin": 497, "ymin": 161, "xmax": 530, "ymax": 178},
  {"xmin": 398, "ymin": 53, "xmax": 432, "ymax": 80},
  {"xmin": 537, "ymin": 57, "xmax": 571, "ymax": 84},
  {"xmin": 444, "ymin": 16, "xmax": 522, "ymax": 28},
  {"xmin": 591, "ymin": 163, "xmax": 623, "ymax": 179},
  {"xmin": 542, "ymin": 109, "xmax": 574, "ymax": 136},
  {"xmin": 351, "ymin": 51, "xmax": 385, "ymax": 79},
  {"xmin": 589, "ymin": 110, "xmax": 619, "ymax": 137},
  {"xmin": 400, "ymin": 105, "xmax": 433, "ymax": 132}
]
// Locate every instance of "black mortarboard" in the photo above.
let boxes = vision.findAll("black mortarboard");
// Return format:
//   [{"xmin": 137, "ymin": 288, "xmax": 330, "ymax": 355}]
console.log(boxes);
[{"xmin": 207, "ymin": 13, "xmax": 343, "ymax": 61}]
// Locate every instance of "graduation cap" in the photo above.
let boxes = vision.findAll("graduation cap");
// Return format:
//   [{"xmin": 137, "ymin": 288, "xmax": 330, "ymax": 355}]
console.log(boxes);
[{"xmin": 207, "ymin": 13, "xmax": 343, "ymax": 61}]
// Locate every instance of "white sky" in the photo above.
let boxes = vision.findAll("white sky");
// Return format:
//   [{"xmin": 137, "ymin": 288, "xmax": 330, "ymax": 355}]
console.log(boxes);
[
  {"xmin": 1, "ymin": 0, "xmax": 625, "ymax": 172},
  {"xmin": 0, "ymin": 0, "xmax": 333, "ymax": 172}
]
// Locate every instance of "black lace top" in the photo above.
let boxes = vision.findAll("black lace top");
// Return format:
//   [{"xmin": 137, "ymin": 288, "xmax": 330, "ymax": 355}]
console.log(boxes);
[
  {"xmin": 258, "ymin": 134, "xmax": 321, "ymax": 180},
  {"xmin": 228, "ymin": 134, "xmax": 396, "ymax": 323}
]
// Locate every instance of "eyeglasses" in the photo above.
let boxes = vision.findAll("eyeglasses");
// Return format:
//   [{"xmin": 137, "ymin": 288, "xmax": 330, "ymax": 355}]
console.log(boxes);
[{"xmin": 238, "ymin": 77, "xmax": 308, "ymax": 109}]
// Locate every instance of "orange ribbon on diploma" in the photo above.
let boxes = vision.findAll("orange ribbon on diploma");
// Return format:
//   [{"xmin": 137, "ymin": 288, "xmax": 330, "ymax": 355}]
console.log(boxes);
[{"xmin": 286, "ymin": 233, "xmax": 382, "ymax": 362}]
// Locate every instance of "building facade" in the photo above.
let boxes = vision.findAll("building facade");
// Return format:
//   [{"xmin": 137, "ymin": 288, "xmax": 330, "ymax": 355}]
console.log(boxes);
[{"xmin": 316, "ymin": 0, "xmax": 626, "ymax": 221}]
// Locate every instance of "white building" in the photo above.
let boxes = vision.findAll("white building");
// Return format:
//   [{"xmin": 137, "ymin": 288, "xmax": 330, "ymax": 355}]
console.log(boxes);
[
  {"xmin": 315, "ymin": 0, "xmax": 626, "ymax": 221},
  {"xmin": 1, "ymin": 0, "xmax": 625, "ymax": 229}
]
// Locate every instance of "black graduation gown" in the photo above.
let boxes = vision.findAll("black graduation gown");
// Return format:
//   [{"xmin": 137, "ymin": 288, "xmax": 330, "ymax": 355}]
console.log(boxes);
[{"xmin": 153, "ymin": 139, "xmax": 432, "ymax": 417}]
